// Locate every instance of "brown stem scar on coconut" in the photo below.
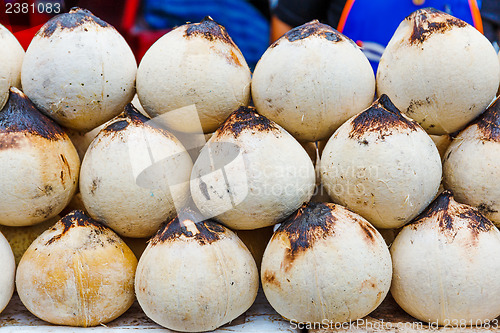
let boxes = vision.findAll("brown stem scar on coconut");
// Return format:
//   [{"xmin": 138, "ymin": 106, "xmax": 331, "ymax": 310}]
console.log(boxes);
[
  {"xmin": 409, "ymin": 8, "xmax": 467, "ymax": 45},
  {"xmin": 38, "ymin": 8, "xmax": 110, "ymax": 38}
]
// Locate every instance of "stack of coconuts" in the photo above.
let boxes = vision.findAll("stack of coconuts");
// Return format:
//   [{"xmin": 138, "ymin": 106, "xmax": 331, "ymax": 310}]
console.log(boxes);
[{"xmin": 1, "ymin": 6, "xmax": 500, "ymax": 331}]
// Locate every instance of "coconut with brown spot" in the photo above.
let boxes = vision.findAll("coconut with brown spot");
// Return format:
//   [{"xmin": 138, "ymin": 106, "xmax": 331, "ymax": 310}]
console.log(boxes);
[
  {"xmin": 377, "ymin": 8, "xmax": 500, "ymax": 135},
  {"xmin": 135, "ymin": 209, "xmax": 259, "ymax": 332},
  {"xmin": 15, "ymin": 210, "xmax": 137, "ymax": 327},
  {"xmin": 136, "ymin": 17, "xmax": 251, "ymax": 134},
  {"xmin": 0, "ymin": 88, "xmax": 80, "ymax": 226},
  {"xmin": 0, "ymin": 231, "xmax": 15, "ymax": 314},
  {"xmin": 190, "ymin": 106, "xmax": 315, "ymax": 230},
  {"xmin": 21, "ymin": 8, "xmax": 136, "ymax": 132},
  {"xmin": 252, "ymin": 20, "xmax": 375, "ymax": 142},
  {"xmin": 391, "ymin": 191, "xmax": 500, "ymax": 325},
  {"xmin": 261, "ymin": 202, "xmax": 392, "ymax": 323},
  {"xmin": 443, "ymin": 97, "xmax": 500, "ymax": 226},
  {"xmin": 320, "ymin": 94, "xmax": 441, "ymax": 229},
  {"xmin": 79, "ymin": 104, "xmax": 193, "ymax": 238},
  {"xmin": 0, "ymin": 24, "xmax": 24, "ymax": 111}
]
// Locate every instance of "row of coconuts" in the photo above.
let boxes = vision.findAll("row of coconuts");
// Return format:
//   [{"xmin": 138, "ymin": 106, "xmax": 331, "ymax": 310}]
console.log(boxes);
[{"xmin": 0, "ymin": 5, "xmax": 500, "ymax": 331}]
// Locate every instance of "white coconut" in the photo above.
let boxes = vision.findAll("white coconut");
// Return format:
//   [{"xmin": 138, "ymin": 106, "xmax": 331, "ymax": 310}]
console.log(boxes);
[
  {"xmin": 261, "ymin": 202, "xmax": 392, "ymax": 323},
  {"xmin": 443, "ymin": 97, "xmax": 500, "ymax": 226},
  {"xmin": 16, "ymin": 210, "xmax": 137, "ymax": 327},
  {"xmin": 21, "ymin": 8, "xmax": 136, "ymax": 132},
  {"xmin": 377, "ymin": 8, "xmax": 500, "ymax": 135},
  {"xmin": 0, "ymin": 231, "xmax": 15, "ymax": 314},
  {"xmin": 0, "ymin": 24, "xmax": 24, "ymax": 111},
  {"xmin": 391, "ymin": 191, "xmax": 500, "ymax": 325},
  {"xmin": 135, "ymin": 209, "xmax": 259, "ymax": 332},
  {"xmin": 137, "ymin": 17, "xmax": 251, "ymax": 134},
  {"xmin": 252, "ymin": 20, "xmax": 375, "ymax": 142},
  {"xmin": 190, "ymin": 106, "xmax": 315, "ymax": 230},
  {"xmin": 320, "ymin": 95, "xmax": 442, "ymax": 229},
  {"xmin": 80, "ymin": 104, "xmax": 192, "ymax": 238},
  {"xmin": 0, "ymin": 88, "xmax": 80, "ymax": 226}
]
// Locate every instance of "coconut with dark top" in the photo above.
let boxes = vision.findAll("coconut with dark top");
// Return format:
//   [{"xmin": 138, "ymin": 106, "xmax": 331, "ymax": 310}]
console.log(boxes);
[
  {"xmin": 21, "ymin": 8, "xmax": 137, "ymax": 132},
  {"xmin": 320, "ymin": 94, "xmax": 442, "ymax": 229},
  {"xmin": 0, "ymin": 88, "xmax": 80, "ymax": 226},
  {"xmin": 15, "ymin": 210, "xmax": 137, "ymax": 327},
  {"xmin": 391, "ymin": 191, "xmax": 500, "ymax": 325},
  {"xmin": 135, "ymin": 209, "xmax": 259, "ymax": 332},
  {"xmin": 261, "ymin": 202, "xmax": 392, "ymax": 324}
]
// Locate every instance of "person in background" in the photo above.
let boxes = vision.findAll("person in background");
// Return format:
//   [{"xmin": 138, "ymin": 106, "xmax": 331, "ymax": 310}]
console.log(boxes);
[
  {"xmin": 270, "ymin": 0, "xmax": 484, "ymax": 72},
  {"xmin": 141, "ymin": 0, "xmax": 270, "ymax": 69}
]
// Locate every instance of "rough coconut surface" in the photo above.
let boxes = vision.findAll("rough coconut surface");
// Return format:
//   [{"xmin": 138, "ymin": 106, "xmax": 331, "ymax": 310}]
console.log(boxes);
[
  {"xmin": 261, "ymin": 202, "xmax": 392, "ymax": 323},
  {"xmin": 21, "ymin": 8, "xmax": 136, "ymax": 132},
  {"xmin": 135, "ymin": 209, "xmax": 259, "ymax": 332},
  {"xmin": 252, "ymin": 20, "xmax": 375, "ymax": 142},
  {"xmin": 320, "ymin": 95, "xmax": 442, "ymax": 229},
  {"xmin": 443, "ymin": 97, "xmax": 500, "ymax": 226},
  {"xmin": 377, "ymin": 8, "xmax": 500, "ymax": 135},
  {"xmin": 16, "ymin": 211, "xmax": 137, "ymax": 327},
  {"xmin": 0, "ymin": 231, "xmax": 15, "ymax": 314},
  {"xmin": 0, "ymin": 24, "xmax": 24, "ymax": 111},
  {"xmin": 137, "ymin": 17, "xmax": 251, "ymax": 134},
  {"xmin": 190, "ymin": 106, "xmax": 315, "ymax": 230},
  {"xmin": 0, "ymin": 88, "xmax": 80, "ymax": 226},
  {"xmin": 391, "ymin": 192, "xmax": 500, "ymax": 324},
  {"xmin": 80, "ymin": 104, "xmax": 193, "ymax": 238}
]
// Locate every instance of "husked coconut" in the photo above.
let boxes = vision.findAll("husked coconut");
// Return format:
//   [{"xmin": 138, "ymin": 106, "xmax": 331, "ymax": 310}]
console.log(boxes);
[
  {"xmin": 80, "ymin": 104, "xmax": 192, "ymax": 237},
  {"xmin": 391, "ymin": 191, "xmax": 500, "ymax": 325},
  {"xmin": 320, "ymin": 95, "xmax": 441, "ymax": 229},
  {"xmin": 137, "ymin": 17, "xmax": 251, "ymax": 133},
  {"xmin": 0, "ymin": 231, "xmax": 15, "ymax": 314},
  {"xmin": 190, "ymin": 106, "xmax": 315, "ymax": 230},
  {"xmin": 252, "ymin": 20, "xmax": 375, "ymax": 142},
  {"xmin": 16, "ymin": 210, "xmax": 137, "ymax": 327},
  {"xmin": 377, "ymin": 8, "xmax": 500, "ymax": 135},
  {"xmin": 261, "ymin": 202, "xmax": 392, "ymax": 323},
  {"xmin": 0, "ymin": 24, "xmax": 24, "ymax": 111},
  {"xmin": 135, "ymin": 209, "xmax": 259, "ymax": 332},
  {"xmin": 0, "ymin": 215, "xmax": 60, "ymax": 265},
  {"xmin": 21, "ymin": 8, "xmax": 136, "ymax": 132},
  {"xmin": 443, "ymin": 97, "xmax": 500, "ymax": 226},
  {"xmin": 0, "ymin": 88, "xmax": 79, "ymax": 226}
]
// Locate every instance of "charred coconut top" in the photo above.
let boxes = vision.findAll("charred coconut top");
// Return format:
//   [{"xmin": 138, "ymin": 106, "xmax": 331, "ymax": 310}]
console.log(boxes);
[
  {"xmin": 38, "ymin": 7, "xmax": 110, "ymax": 38},
  {"xmin": 271, "ymin": 20, "xmax": 351, "ymax": 47},
  {"xmin": 409, "ymin": 190, "xmax": 494, "ymax": 237},
  {"xmin": 184, "ymin": 16, "xmax": 235, "ymax": 47},
  {"xmin": 275, "ymin": 202, "xmax": 378, "ymax": 270},
  {"xmin": 407, "ymin": 8, "xmax": 468, "ymax": 45},
  {"xmin": 0, "ymin": 87, "xmax": 65, "ymax": 140},
  {"xmin": 150, "ymin": 208, "xmax": 227, "ymax": 246},
  {"xmin": 348, "ymin": 94, "xmax": 418, "ymax": 140},
  {"xmin": 44, "ymin": 210, "xmax": 109, "ymax": 246},
  {"xmin": 217, "ymin": 106, "xmax": 279, "ymax": 138},
  {"xmin": 471, "ymin": 96, "xmax": 500, "ymax": 142}
]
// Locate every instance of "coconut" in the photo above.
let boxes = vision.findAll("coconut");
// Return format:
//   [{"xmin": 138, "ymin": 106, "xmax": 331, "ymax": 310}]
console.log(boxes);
[
  {"xmin": 320, "ymin": 95, "xmax": 441, "ymax": 229},
  {"xmin": 390, "ymin": 191, "xmax": 500, "ymax": 325},
  {"xmin": 252, "ymin": 20, "xmax": 375, "ymax": 142},
  {"xmin": 0, "ymin": 88, "xmax": 80, "ymax": 226},
  {"xmin": 443, "ymin": 97, "xmax": 500, "ymax": 226},
  {"xmin": 0, "ymin": 231, "xmax": 15, "ymax": 314},
  {"xmin": 0, "ymin": 215, "xmax": 60, "ymax": 265},
  {"xmin": 377, "ymin": 8, "xmax": 500, "ymax": 135},
  {"xmin": 80, "ymin": 104, "xmax": 192, "ymax": 238},
  {"xmin": 190, "ymin": 106, "xmax": 315, "ymax": 230},
  {"xmin": 0, "ymin": 24, "xmax": 24, "ymax": 111},
  {"xmin": 136, "ymin": 17, "xmax": 251, "ymax": 134},
  {"xmin": 21, "ymin": 8, "xmax": 136, "ymax": 132},
  {"xmin": 261, "ymin": 202, "xmax": 392, "ymax": 324},
  {"xmin": 135, "ymin": 209, "xmax": 259, "ymax": 332},
  {"xmin": 16, "ymin": 210, "xmax": 137, "ymax": 327}
]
